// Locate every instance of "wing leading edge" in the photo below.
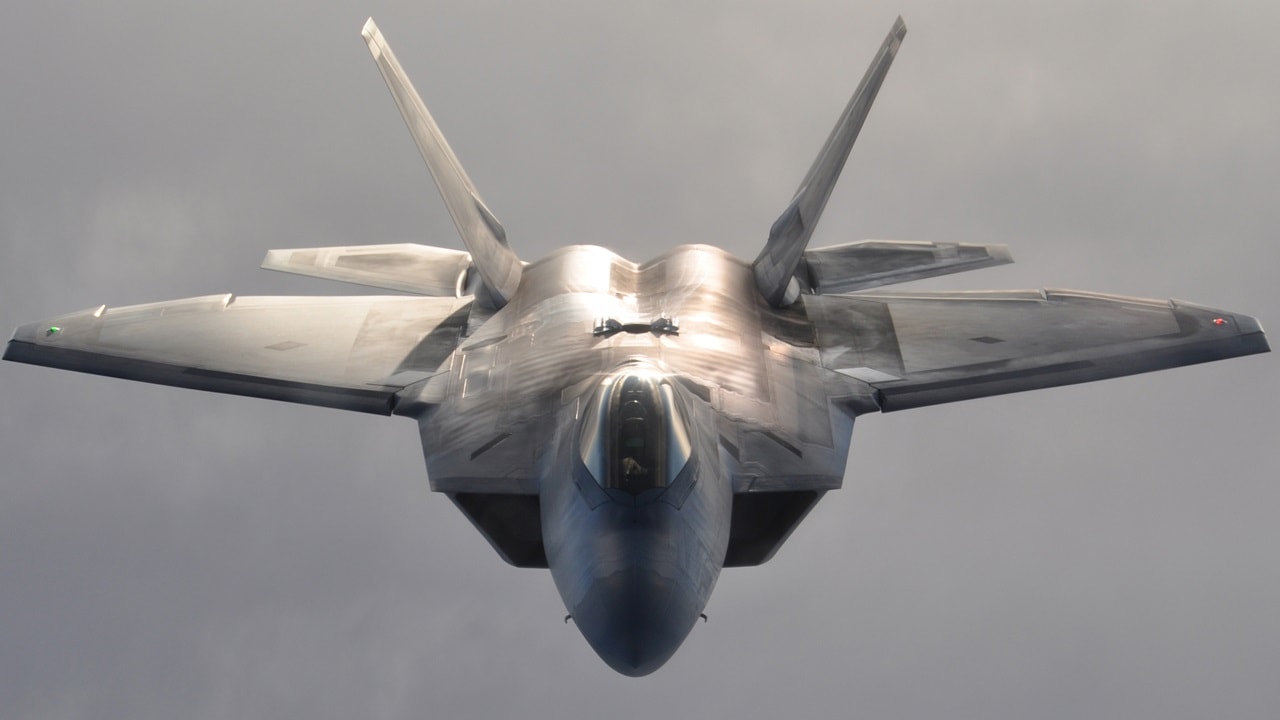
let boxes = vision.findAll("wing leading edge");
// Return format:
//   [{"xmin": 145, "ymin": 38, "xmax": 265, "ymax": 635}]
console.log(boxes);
[
  {"xmin": 810, "ymin": 289, "xmax": 1268, "ymax": 412},
  {"xmin": 4, "ymin": 295, "xmax": 469, "ymax": 415}
]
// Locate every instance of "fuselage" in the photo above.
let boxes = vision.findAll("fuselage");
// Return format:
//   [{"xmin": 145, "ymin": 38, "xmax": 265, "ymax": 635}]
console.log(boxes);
[{"xmin": 413, "ymin": 245, "xmax": 854, "ymax": 674}]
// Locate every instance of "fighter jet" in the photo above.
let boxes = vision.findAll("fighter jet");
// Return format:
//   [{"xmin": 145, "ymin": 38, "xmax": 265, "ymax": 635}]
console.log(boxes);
[{"xmin": 3, "ymin": 18, "xmax": 1268, "ymax": 676}]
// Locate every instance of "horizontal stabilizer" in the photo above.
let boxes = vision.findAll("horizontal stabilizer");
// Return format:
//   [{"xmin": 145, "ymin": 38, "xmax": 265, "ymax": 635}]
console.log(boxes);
[
  {"xmin": 4, "ymin": 294, "xmax": 469, "ymax": 415},
  {"xmin": 805, "ymin": 240, "xmax": 1012, "ymax": 293},
  {"xmin": 263, "ymin": 243, "xmax": 472, "ymax": 296},
  {"xmin": 809, "ymin": 289, "xmax": 1268, "ymax": 412}
]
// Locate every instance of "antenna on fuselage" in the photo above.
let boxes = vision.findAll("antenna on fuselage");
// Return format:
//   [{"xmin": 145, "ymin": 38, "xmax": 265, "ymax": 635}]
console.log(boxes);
[
  {"xmin": 752, "ymin": 17, "xmax": 907, "ymax": 307},
  {"xmin": 362, "ymin": 18, "xmax": 523, "ymax": 309}
]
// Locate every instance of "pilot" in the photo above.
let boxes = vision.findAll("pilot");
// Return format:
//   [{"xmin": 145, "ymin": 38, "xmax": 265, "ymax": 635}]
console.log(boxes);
[
  {"xmin": 618, "ymin": 394, "xmax": 651, "ymax": 490},
  {"xmin": 621, "ymin": 455, "xmax": 646, "ymax": 478}
]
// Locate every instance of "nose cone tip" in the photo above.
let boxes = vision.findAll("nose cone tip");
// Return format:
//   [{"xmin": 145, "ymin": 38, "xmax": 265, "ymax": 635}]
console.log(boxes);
[
  {"xmin": 600, "ymin": 637, "xmax": 677, "ymax": 678},
  {"xmin": 572, "ymin": 568, "xmax": 701, "ymax": 676}
]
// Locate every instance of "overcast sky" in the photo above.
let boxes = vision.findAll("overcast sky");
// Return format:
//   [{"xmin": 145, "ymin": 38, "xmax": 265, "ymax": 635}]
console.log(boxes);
[{"xmin": 2, "ymin": 1, "xmax": 1277, "ymax": 718}]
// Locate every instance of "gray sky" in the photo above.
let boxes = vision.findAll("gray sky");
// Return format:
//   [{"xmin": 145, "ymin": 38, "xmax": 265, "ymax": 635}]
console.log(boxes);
[{"xmin": 2, "ymin": 1, "xmax": 1277, "ymax": 718}]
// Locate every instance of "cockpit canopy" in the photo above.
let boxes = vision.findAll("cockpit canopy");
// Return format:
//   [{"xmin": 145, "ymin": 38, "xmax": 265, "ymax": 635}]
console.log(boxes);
[{"xmin": 578, "ymin": 367, "xmax": 692, "ymax": 496}]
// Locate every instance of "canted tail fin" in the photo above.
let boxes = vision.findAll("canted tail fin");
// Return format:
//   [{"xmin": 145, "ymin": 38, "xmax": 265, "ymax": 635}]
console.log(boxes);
[
  {"xmin": 362, "ymin": 18, "xmax": 522, "ymax": 309},
  {"xmin": 753, "ymin": 17, "xmax": 907, "ymax": 306}
]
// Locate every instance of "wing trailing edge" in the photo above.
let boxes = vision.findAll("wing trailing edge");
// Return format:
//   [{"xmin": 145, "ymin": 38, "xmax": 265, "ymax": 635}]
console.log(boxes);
[
  {"xmin": 362, "ymin": 18, "xmax": 522, "ymax": 309},
  {"xmin": 753, "ymin": 17, "xmax": 907, "ymax": 307}
]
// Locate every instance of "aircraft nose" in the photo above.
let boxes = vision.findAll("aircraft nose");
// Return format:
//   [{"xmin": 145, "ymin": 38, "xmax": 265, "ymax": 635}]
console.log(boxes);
[{"xmin": 571, "ymin": 565, "xmax": 701, "ymax": 676}]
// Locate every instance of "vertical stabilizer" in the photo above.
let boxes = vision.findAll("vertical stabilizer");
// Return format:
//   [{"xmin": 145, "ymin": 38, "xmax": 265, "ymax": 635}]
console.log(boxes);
[
  {"xmin": 362, "ymin": 18, "xmax": 523, "ymax": 308},
  {"xmin": 752, "ymin": 17, "xmax": 906, "ymax": 307}
]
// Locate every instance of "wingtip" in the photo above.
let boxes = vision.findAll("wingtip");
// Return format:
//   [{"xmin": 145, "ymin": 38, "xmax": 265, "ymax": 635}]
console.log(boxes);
[
  {"xmin": 5, "ymin": 310, "xmax": 92, "ymax": 349},
  {"xmin": 1168, "ymin": 300, "xmax": 1271, "ymax": 353},
  {"xmin": 1226, "ymin": 312, "xmax": 1267, "ymax": 342},
  {"xmin": 6, "ymin": 321, "xmax": 39, "ymax": 346}
]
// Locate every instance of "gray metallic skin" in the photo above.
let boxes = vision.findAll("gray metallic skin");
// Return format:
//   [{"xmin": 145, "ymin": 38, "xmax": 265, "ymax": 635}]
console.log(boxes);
[
  {"xmin": 3, "ymin": 18, "xmax": 1269, "ymax": 675},
  {"xmin": 547, "ymin": 364, "xmax": 728, "ymax": 675},
  {"xmin": 411, "ymin": 244, "xmax": 849, "ymax": 674}
]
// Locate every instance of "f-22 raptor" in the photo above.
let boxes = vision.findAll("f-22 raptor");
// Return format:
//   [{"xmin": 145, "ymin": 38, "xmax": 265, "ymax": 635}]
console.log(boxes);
[{"xmin": 4, "ymin": 18, "xmax": 1268, "ymax": 675}]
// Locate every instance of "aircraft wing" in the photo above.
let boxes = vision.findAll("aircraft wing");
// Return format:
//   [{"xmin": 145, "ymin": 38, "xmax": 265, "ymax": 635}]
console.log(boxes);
[
  {"xmin": 4, "ymin": 294, "xmax": 469, "ymax": 415},
  {"xmin": 808, "ymin": 289, "xmax": 1268, "ymax": 412}
]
